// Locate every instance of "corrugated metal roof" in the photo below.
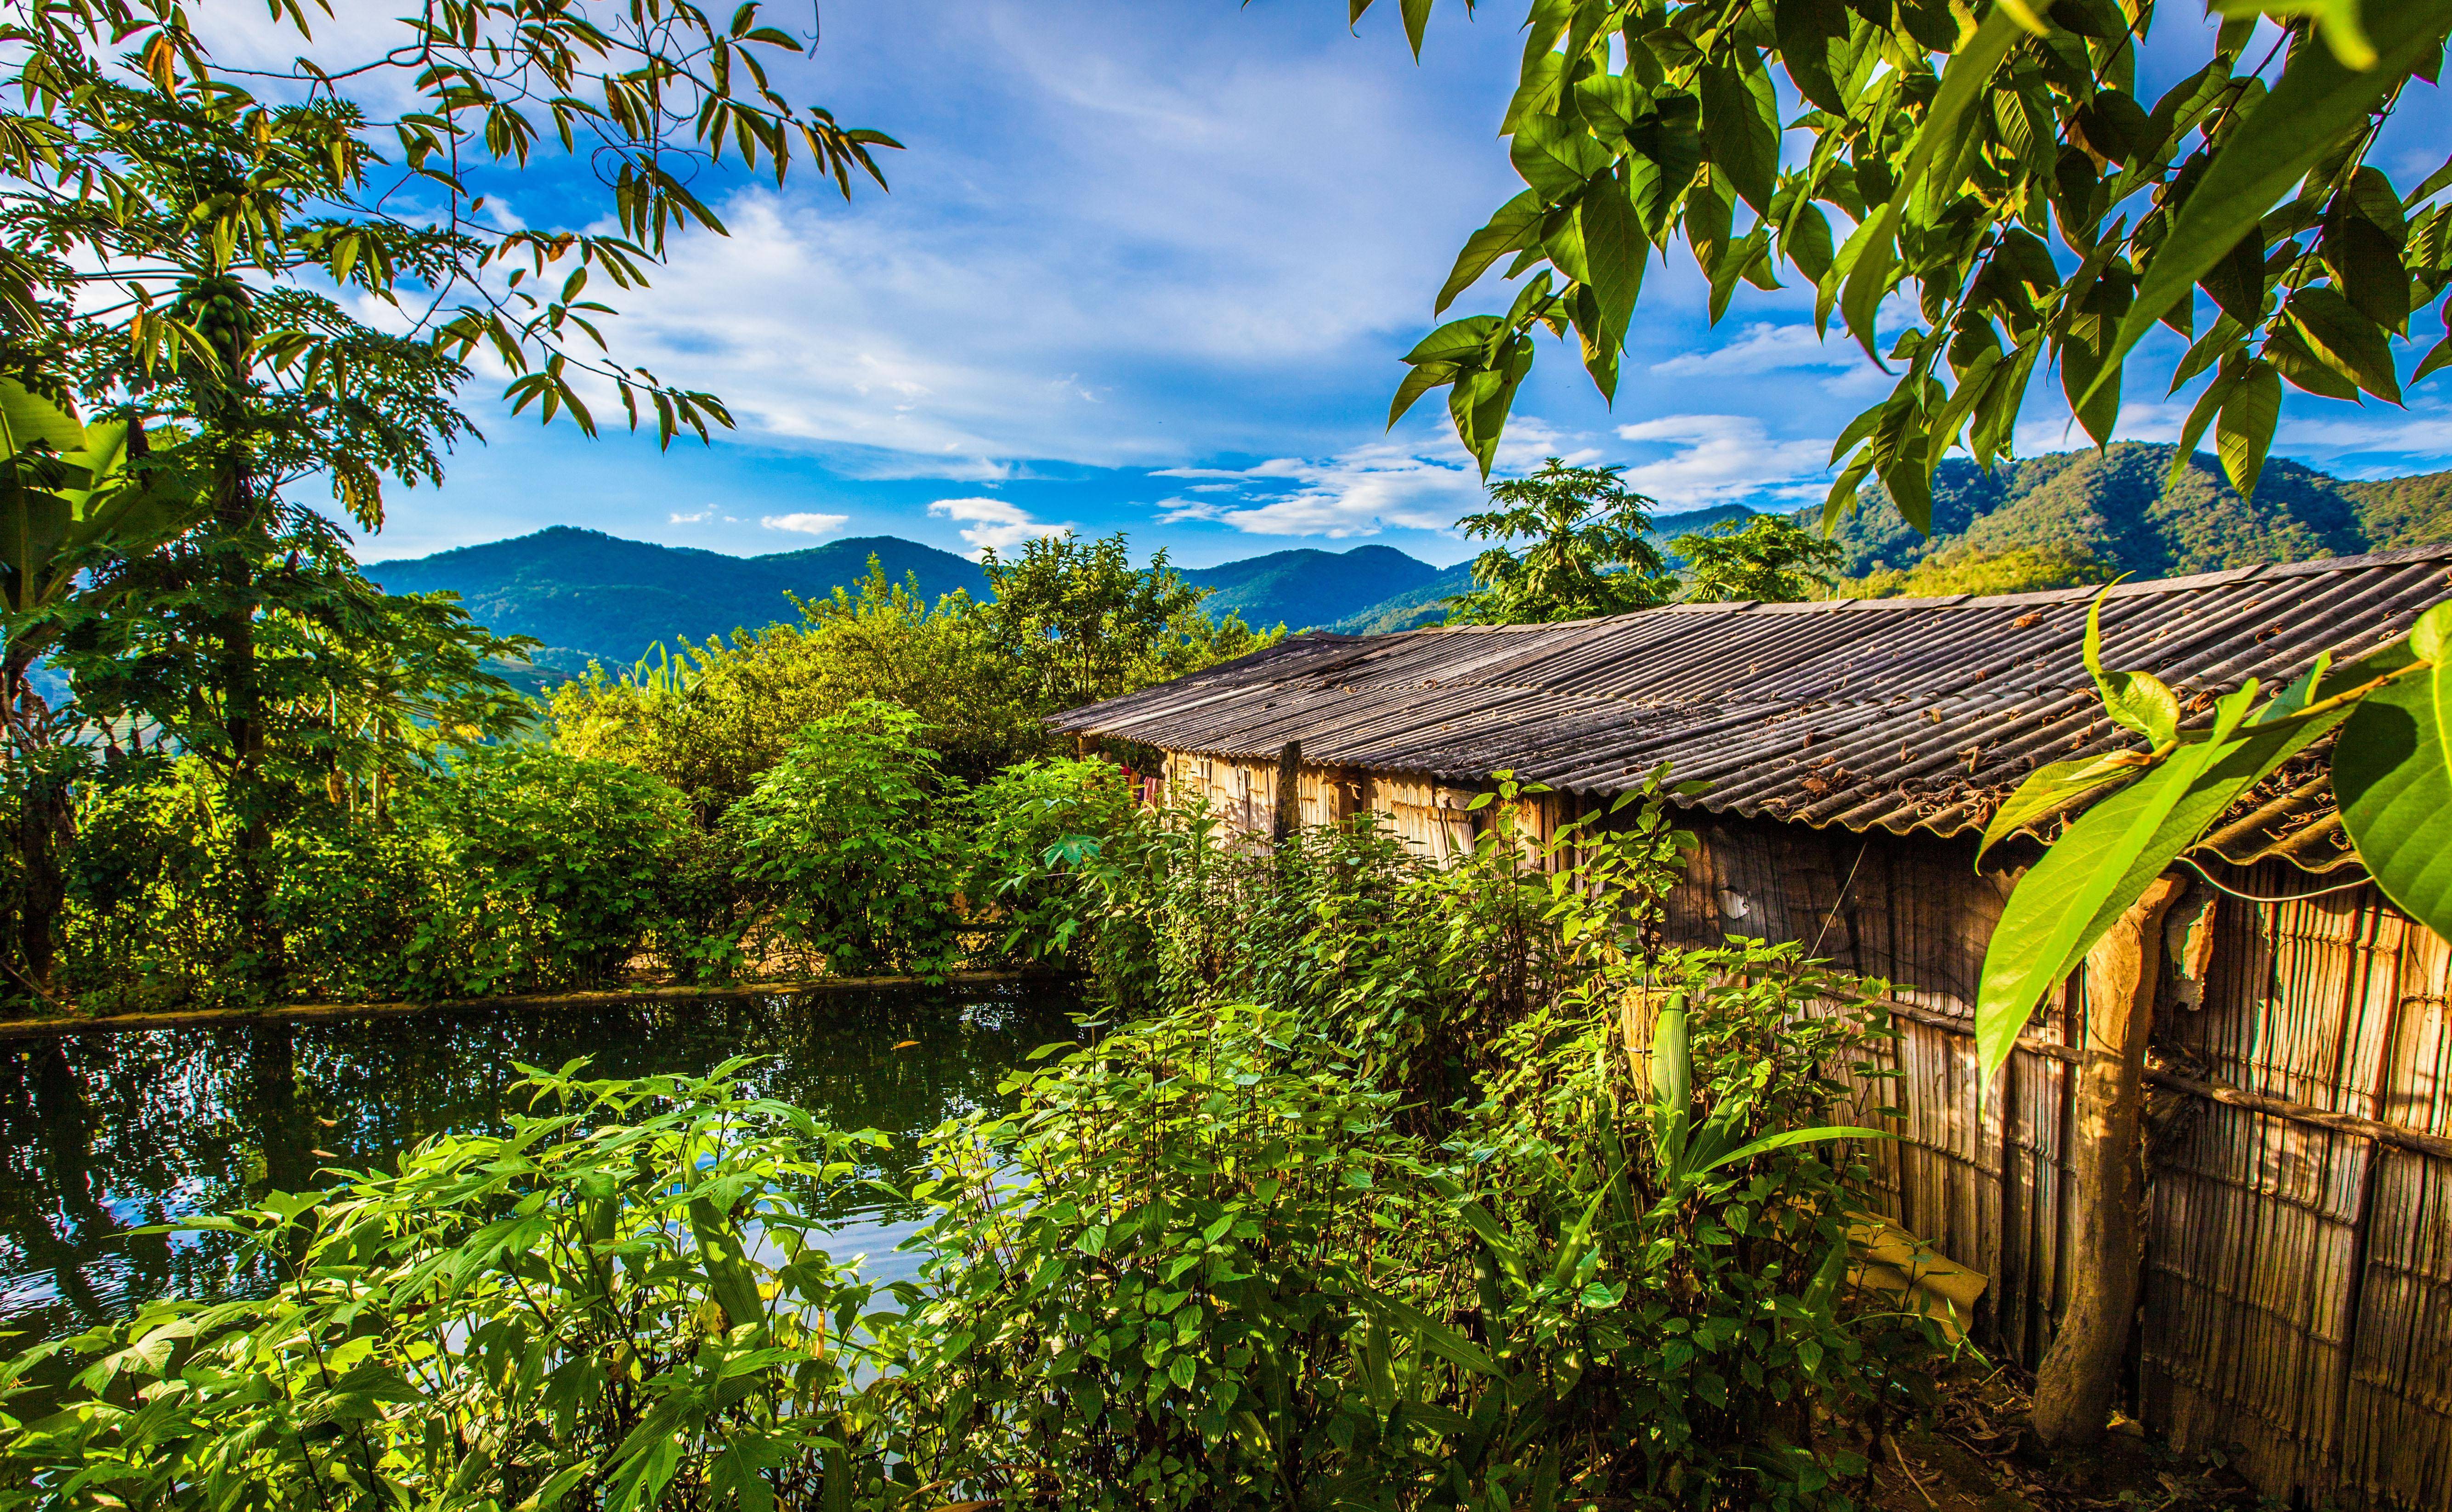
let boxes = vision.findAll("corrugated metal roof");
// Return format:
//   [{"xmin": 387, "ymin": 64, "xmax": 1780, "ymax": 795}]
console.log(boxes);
[{"xmin": 1053, "ymin": 546, "xmax": 2452, "ymax": 872}]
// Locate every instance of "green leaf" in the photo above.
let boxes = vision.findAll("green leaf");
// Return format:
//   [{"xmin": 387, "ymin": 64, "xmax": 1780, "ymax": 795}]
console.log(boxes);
[
  {"xmin": 2215, "ymin": 357, "xmax": 2282, "ymax": 497},
  {"xmin": 2198, "ymin": 230, "xmax": 2268, "ymax": 327},
  {"xmin": 0, "ymin": 377, "xmax": 84, "ymax": 461},
  {"xmin": 1509, "ymin": 115, "xmax": 1614, "ymax": 203},
  {"xmin": 1437, "ymin": 191, "xmax": 1544, "ymax": 314},
  {"xmin": 1362, "ymin": 1291, "xmax": 1499, "ymax": 1377},
  {"xmin": 1774, "ymin": 0, "xmax": 1855, "ymax": 114},
  {"xmin": 2326, "ymin": 212, "xmax": 2413, "ymax": 325},
  {"xmin": 2088, "ymin": 0, "xmax": 2452, "ymax": 410},
  {"xmin": 2284, "ymin": 284, "xmax": 2402, "ymax": 402},
  {"xmin": 2337, "ymin": 648, "xmax": 2452, "ymax": 943},
  {"xmin": 1577, "ymin": 167, "xmax": 1647, "ymax": 349},
  {"xmin": 1699, "ymin": 54, "xmax": 1780, "ymax": 214},
  {"xmin": 1975, "ymin": 752, "xmax": 2145, "ymax": 862},
  {"xmin": 2264, "ymin": 323, "xmax": 2362, "ymax": 401},
  {"xmin": 2083, "ymin": 586, "xmax": 2180, "ymax": 747},
  {"xmin": 2171, "ymin": 360, "xmax": 2244, "ymax": 481},
  {"xmin": 1696, "ymin": 1124, "xmax": 1891, "ymax": 1175}
]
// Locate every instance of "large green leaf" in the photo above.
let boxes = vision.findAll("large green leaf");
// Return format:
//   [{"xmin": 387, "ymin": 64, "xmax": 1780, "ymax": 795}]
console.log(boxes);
[
  {"xmin": 0, "ymin": 377, "xmax": 83, "ymax": 462},
  {"xmin": 2086, "ymin": 0, "xmax": 2452, "ymax": 410},
  {"xmin": 2215, "ymin": 359, "xmax": 2282, "ymax": 498},
  {"xmin": 1437, "ymin": 191, "xmax": 1543, "ymax": 314},
  {"xmin": 1774, "ymin": 0, "xmax": 1855, "ymax": 115},
  {"xmin": 2337, "ymin": 648, "xmax": 2452, "ymax": 944},
  {"xmin": 1974, "ymin": 660, "xmax": 2356, "ymax": 1091},
  {"xmin": 1974, "ymin": 752, "xmax": 2143, "ymax": 862},
  {"xmin": 1698, "ymin": 54, "xmax": 1780, "ymax": 214}
]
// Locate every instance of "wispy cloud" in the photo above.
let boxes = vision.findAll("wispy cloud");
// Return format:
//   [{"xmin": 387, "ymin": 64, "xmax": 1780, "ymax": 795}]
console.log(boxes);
[
  {"xmin": 1649, "ymin": 323, "xmax": 1861, "ymax": 379},
  {"xmin": 1155, "ymin": 421, "xmax": 1597, "ymax": 537},
  {"xmin": 761, "ymin": 512, "xmax": 851, "ymax": 537},
  {"xmin": 670, "ymin": 507, "xmax": 714, "ymax": 524},
  {"xmin": 929, "ymin": 496, "xmax": 1073, "ymax": 556},
  {"xmin": 1614, "ymin": 415, "xmax": 1829, "ymax": 510}
]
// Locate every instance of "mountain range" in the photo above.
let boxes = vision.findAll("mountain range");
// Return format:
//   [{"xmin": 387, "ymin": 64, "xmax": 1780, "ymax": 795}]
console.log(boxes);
[
  {"xmin": 1834, "ymin": 443, "xmax": 2452, "ymax": 578},
  {"xmin": 368, "ymin": 449, "xmax": 2452, "ymax": 680}
]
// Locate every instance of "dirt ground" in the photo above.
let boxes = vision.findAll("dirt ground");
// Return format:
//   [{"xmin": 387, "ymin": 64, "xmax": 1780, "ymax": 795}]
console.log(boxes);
[{"xmin": 1857, "ymin": 1369, "xmax": 2269, "ymax": 1512}]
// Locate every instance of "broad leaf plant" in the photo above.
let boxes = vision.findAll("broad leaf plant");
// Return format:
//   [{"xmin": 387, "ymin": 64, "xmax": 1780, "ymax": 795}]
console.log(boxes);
[{"xmin": 1371, "ymin": 0, "xmax": 2452, "ymax": 1086}]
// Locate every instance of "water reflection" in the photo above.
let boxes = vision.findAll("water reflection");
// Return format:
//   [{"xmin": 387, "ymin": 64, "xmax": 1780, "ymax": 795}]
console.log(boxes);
[{"xmin": 0, "ymin": 984, "xmax": 1080, "ymax": 1342}]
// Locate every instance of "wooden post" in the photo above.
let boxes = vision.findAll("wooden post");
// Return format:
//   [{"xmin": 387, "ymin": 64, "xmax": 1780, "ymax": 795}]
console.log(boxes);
[
  {"xmin": 1272, "ymin": 740, "xmax": 1302, "ymax": 845},
  {"xmin": 2033, "ymin": 873, "xmax": 2187, "ymax": 1446}
]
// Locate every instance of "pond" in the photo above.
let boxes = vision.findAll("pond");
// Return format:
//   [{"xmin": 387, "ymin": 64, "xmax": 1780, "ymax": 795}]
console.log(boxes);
[{"xmin": 0, "ymin": 982, "xmax": 1083, "ymax": 1343}]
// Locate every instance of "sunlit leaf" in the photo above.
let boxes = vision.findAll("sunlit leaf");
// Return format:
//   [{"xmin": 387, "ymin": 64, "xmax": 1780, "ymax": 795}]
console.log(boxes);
[{"xmin": 2338, "ymin": 640, "xmax": 2452, "ymax": 943}]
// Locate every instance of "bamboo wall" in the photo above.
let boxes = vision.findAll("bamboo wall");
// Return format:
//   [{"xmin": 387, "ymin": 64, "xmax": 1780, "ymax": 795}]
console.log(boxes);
[{"xmin": 1166, "ymin": 751, "xmax": 2452, "ymax": 1511}]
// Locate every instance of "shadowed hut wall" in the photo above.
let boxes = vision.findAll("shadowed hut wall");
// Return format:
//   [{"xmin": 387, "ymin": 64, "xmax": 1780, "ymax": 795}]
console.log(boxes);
[{"xmin": 1162, "ymin": 749, "xmax": 2452, "ymax": 1510}]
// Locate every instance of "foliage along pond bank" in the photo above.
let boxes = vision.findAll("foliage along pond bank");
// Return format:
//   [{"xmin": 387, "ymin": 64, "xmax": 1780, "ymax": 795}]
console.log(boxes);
[
  {"xmin": 2, "ymin": 779, "xmax": 1977, "ymax": 1510},
  {"xmin": 56, "ymin": 702, "xmax": 1135, "ymax": 1016}
]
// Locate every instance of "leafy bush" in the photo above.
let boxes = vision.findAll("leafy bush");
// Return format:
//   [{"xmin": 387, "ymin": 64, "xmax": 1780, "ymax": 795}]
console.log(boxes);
[
  {"xmin": 60, "ymin": 758, "xmax": 248, "ymax": 1008},
  {"xmin": 60, "ymin": 748, "xmax": 690, "ymax": 1008},
  {"xmin": 725, "ymin": 701, "xmax": 964, "ymax": 978},
  {"xmin": 960, "ymin": 757, "xmax": 1138, "ymax": 966},
  {"xmin": 890, "ymin": 1000, "xmax": 1441, "ymax": 1507},
  {"xmin": 401, "ymin": 744, "xmax": 691, "ymax": 995},
  {"xmin": 0, "ymin": 1060, "xmax": 897, "ymax": 1509}
]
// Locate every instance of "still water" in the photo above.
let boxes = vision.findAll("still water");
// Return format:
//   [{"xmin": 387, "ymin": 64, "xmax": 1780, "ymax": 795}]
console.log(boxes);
[{"xmin": 0, "ymin": 983, "xmax": 1082, "ymax": 1343}]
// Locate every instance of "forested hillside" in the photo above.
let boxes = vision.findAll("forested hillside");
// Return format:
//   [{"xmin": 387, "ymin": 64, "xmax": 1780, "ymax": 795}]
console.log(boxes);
[
  {"xmin": 1179, "ymin": 545, "xmax": 1440, "ymax": 630},
  {"xmin": 1827, "ymin": 444, "xmax": 2425, "ymax": 579},
  {"xmin": 368, "ymin": 528, "xmax": 991, "ymax": 673}
]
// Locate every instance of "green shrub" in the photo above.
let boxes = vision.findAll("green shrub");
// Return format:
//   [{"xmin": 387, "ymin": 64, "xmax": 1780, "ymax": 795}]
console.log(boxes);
[
  {"xmin": 891, "ymin": 1000, "xmax": 1440, "ymax": 1508},
  {"xmin": 0, "ymin": 1061, "xmax": 897, "ymax": 1509},
  {"xmin": 725, "ymin": 701, "xmax": 965, "ymax": 979},
  {"xmin": 401, "ymin": 744, "xmax": 689, "ymax": 995},
  {"xmin": 60, "ymin": 748, "xmax": 690, "ymax": 1008},
  {"xmin": 60, "ymin": 758, "xmax": 245, "ymax": 1009},
  {"xmin": 960, "ymin": 757, "xmax": 1138, "ymax": 967}
]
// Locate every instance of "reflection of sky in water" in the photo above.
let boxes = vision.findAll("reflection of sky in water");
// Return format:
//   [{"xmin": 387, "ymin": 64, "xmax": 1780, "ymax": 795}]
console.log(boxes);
[{"xmin": 0, "ymin": 984, "xmax": 1081, "ymax": 1341}]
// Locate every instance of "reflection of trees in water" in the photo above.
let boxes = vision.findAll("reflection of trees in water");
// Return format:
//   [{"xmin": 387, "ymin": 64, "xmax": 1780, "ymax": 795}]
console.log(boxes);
[{"xmin": 0, "ymin": 985, "xmax": 1076, "ymax": 1337}]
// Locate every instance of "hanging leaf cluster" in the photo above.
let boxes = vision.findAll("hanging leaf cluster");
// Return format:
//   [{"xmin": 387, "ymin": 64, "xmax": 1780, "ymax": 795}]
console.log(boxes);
[
  {"xmin": 1374, "ymin": 0, "xmax": 2452, "ymax": 521},
  {"xmin": 0, "ymin": 0, "xmax": 900, "ymax": 469}
]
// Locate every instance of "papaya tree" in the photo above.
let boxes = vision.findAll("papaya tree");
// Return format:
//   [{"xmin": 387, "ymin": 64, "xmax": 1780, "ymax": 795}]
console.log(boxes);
[
  {"xmin": 1363, "ymin": 0, "xmax": 2452, "ymax": 1444},
  {"xmin": 0, "ymin": 0, "xmax": 896, "ymax": 993}
]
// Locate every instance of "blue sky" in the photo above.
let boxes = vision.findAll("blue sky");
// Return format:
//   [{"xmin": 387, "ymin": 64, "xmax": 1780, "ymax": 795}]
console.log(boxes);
[{"xmin": 327, "ymin": 3, "xmax": 2452, "ymax": 568}]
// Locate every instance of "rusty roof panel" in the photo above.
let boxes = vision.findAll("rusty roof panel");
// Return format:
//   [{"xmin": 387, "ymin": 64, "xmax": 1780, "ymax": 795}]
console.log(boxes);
[{"xmin": 1053, "ymin": 547, "xmax": 2452, "ymax": 872}]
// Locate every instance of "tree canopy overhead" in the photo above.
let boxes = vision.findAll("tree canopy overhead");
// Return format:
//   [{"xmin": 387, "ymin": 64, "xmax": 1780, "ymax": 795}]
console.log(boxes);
[
  {"xmin": 1374, "ymin": 0, "xmax": 2452, "ymax": 532},
  {"xmin": 0, "ymin": 0, "xmax": 899, "ymax": 478}
]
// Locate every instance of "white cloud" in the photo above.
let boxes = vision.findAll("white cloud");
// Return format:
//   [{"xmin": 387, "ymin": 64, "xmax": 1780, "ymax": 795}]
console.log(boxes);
[
  {"xmin": 1155, "ymin": 420, "xmax": 1599, "ymax": 538},
  {"xmin": 1650, "ymin": 323, "xmax": 1863, "ymax": 379},
  {"xmin": 929, "ymin": 496, "xmax": 1073, "ymax": 556},
  {"xmin": 762, "ymin": 512, "xmax": 851, "ymax": 537},
  {"xmin": 1613, "ymin": 415, "xmax": 1829, "ymax": 510},
  {"xmin": 670, "ymin": 507, "xmax": 714, "ymax": 524}
]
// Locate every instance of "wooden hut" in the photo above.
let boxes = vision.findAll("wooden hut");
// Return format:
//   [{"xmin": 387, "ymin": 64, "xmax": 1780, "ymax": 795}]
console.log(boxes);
[{"xmin": 1053, "ymin": 544, "xmax": 2452, "ymax": 1510}]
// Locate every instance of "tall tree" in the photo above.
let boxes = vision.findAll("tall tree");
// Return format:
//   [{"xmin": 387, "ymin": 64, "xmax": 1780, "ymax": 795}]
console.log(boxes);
[
  {"xmin": 1449, "ymin": 458, "xmax": 1672, "ymax": 624},
  {"xmin": 980, "ymin": 533, "xmax": 1268, "ymax": 713},
  {"xmin": 0, "ymin": 0, "xmax": 896, "ymax": 991},
  {"xmin": 1675, "ymin": 515, "xmax": 1845, "ymax": 603}
]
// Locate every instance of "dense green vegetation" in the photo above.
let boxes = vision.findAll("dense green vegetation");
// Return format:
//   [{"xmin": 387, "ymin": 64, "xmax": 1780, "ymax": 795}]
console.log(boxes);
[
  {"xmin": 53, "ymin": 529, "xmax": 1262, "ymax": 1012},
  {"xmin": 1829, "ymin": 444, "xmax": 2374, "ymax": 581},
  {"xmin": 2339, "ymin": 469, "xmax": 2452, "ymax": 550},
  {"xmin": 5, "ymin": 778, "xmax": 1957, "ymax": 1509}
]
